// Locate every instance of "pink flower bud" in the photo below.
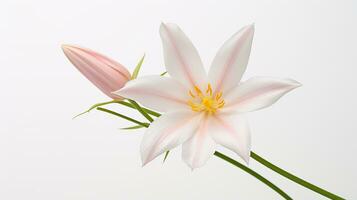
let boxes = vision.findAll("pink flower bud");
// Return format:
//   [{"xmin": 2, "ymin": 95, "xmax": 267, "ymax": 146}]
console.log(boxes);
[{"xmin": 62, "ymin": 44, "xmax": 131, "ymax": 99}]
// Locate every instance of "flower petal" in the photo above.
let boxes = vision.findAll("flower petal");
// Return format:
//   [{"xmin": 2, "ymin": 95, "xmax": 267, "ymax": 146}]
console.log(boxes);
[
  {"xmin": 160, "ymin": 23, "xmax": 207, "ymax": 89},
  {"xmin": 141, "ymin": 111, "xmax": 202, "ymax": 166},
  {"xmin": 208, "ymin": 24, "xmax": 255, "ymax": 94},
  {"xmin": 224, "ymin": 77, "xmax": 301, "ymax": 113},
  {"xmin": 182, "ymin": 116, "xmax": 216, "ymax": 169},
  {"xmin": 209, "ymin": 113, "xmax": 251, "ymax": 163},
  {"xmin": 114, "ymin": 76, "xmax": 189, "ymax": 112}
]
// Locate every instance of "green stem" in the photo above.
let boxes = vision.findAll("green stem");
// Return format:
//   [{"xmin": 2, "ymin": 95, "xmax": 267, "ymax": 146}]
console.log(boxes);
[
  {"xmin": 127, "ymin": 106, "xmax": 344, "ymax": 199},
  {"xmin": 96, "ymin": 107, "xmax": 149, "ymax": 128},
  {"xmin": 214, "ymin": 151, "xmax": 292, "ymax": 200},
  {"xmin": 250, "ymin": 152, "xmax": 345, "ymax": 200},
  {"xmin": 128, "ymin": 100, "xmax": 154, "ymax": 122},
  {"xmin": 98, "ymin": 107, "xmax": 291, "ymax": 199}
]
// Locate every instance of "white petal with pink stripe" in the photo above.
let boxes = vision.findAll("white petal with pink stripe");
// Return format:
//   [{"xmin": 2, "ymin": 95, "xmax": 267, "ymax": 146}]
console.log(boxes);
[{"xmin": 115, "ymin": 23, "xmax": 300, "ymax": 169}]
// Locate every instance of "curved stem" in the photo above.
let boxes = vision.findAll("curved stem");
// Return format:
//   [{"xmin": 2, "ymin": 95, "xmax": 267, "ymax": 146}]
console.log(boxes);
[
  {"xmin": 98, "ymin": 106, "xmax": 292, "ymax": 199},
  {"xmin": 214, "ymin": 151, "xmax": 292, "ymax": 200},
  {"xmin": 250, "ymin": 152, "xmax": 345, "ymax": 200},
  {"xmin": 118, "ymin": 104, "xmax": 345, "ymax": 199},
  {"xmin": 127, "ymin": 105, "xmax": 345, "ymax": 199}
]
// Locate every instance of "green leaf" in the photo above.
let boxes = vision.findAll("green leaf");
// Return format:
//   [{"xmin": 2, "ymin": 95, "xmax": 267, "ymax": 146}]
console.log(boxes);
[
  {"xmin": 116, "ymin": 101, "xmax": 161, "ymax": 117},
  {"xmin": 128, "ymin": 99, "xmax": 154, "ymax": 122},
  {"xmin": 121, "ymin": 124, "xmax": 148, "ymax": 130},
  {"xmin": 160, "ymin": 71, "xmax": 167, "ymax": 76},
  {"xmin": 96, "ymin": 107, "xmax": 149, "ymax": 128},
  {"xmin": 131, "ymin": 54, "xmax": 145, "ymax": 79},
  {"xmin": 163, "ymin": 151, "xmax": 170, "ymax": 163},
  {"xmin": 73, "ymin": 100, "xmax": 120, "ymax": 119}
]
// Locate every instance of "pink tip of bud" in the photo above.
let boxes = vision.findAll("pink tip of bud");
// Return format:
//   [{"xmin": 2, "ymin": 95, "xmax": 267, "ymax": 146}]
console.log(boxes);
[{"xmin": 62, "ymin": 44, "xmax": 131, "ymax": 99}]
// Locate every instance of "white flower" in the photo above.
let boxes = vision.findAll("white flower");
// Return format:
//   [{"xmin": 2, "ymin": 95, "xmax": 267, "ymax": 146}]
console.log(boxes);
[{"xmin": 114, "ymin": 23, "xmax": 301, "ymax": 169}]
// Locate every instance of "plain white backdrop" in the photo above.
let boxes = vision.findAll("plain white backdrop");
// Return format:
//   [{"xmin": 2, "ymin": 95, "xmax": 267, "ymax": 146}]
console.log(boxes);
[{"xmin": 1, "ymin": 0, "xmax": 356, "ymax": 199}]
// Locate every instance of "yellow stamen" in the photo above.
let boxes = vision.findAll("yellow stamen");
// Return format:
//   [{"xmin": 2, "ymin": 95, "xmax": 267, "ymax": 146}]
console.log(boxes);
[
  {"xmin": 189, "ymin": 90, "xmax": 195, "ymax": 98},
  {"xmin": 194, "ymin": 85, "xmax": 202, "ymax": 94},
  {"xmin": 206, "ymin": 84, "xmax": 212, "ymax": 96},
  {"xmin": 188, "ymin": 84, "xmax": 225, "ymax": 114},
  {"xmin": 215, "ymin": 92, "xmax": 222, "ymax": 100}
]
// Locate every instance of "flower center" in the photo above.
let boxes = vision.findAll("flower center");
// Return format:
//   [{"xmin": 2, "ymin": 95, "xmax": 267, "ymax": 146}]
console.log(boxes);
[{"xmin": 188, "ymin": 84, "xmax": 225, "ymax": 114}]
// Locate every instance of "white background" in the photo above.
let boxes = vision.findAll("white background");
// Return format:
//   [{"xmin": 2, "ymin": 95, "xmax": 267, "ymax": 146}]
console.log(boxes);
[{"xmin": 1, "ymin": 0, "xmax": 356, "ymax": 199}]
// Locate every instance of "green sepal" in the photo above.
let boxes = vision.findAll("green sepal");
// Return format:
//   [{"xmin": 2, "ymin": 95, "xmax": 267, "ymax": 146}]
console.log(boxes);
[
  {"xmin": 163, "ymin": 151, "xmax": 170, "ymax": 163},
  {"xmin": 131, "ymin": 54, "xmax": 145, "ymax": 79},
  {"xmin": 121, "ymin": 124, "xmax": 149, "ymax": 130},
  {"xmin": 73, "ymin": 100, "xmax": 120, "ymax": 119}
]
